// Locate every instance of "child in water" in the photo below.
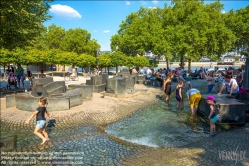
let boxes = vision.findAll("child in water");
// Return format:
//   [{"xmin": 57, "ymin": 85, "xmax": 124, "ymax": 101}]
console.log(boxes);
[
  {"xmin": 175, "ymin": 81, "xmax": 184, "ymax": 109},
  {"xmin": 25, "ymin": 97, "xmax": 51, "ymax": 144},
  {"xmin": 206, "ymin": 96, "xmax": 220, "ymax": 136}
]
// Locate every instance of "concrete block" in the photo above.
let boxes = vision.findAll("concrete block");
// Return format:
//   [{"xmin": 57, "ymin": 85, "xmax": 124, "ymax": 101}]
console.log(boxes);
[
  {"xmin": 68, "ymin": 84, "xmax": 93, "ymax": 99},
  {"xmin": 6, "ymin": 95, "xmax": 16, "ymax": 108},
  {"xmin": 93, "ymin": 84, "xmax": 106, "ymax": 93},
  {"xmin": 198, "ymin": 94, "xmax": 246, "ymax": 123},
  {"xmin": 137, "ymin": 80, "xmax": 145, "ymax": 84}
]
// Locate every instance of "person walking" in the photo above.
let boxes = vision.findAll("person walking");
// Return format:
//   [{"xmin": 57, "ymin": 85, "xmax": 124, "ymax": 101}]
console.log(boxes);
[{"xmin": 25, "ymin": 97, "xmax": 51, "ymax": 145}]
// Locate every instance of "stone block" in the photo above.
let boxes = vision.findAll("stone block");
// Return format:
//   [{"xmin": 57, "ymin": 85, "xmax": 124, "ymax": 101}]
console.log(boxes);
[
  {"xmin": 137, "ymin": 80, "xmax": 145, "ymax": 84},
  {"xmin": 49, "ymin": 86, "xmax": 66, "ymax": 95},
  {"xmin": 137, "ymin": 75, "xmax": 146, "ymax": 81},
  {"xmin": 63, "ymin": 88, "xmax": 83, "ymax": 107},
  {"xmin": 198, "ymin": 94, "xmax": 246, "ymax": 123},
  {"xmin": 86, "ymin": 75, "xmax": 103, "ymax": 85},
  {"xmin": 6, "ymin": 95, "xmax": 15, "ymax": 108},
  {"xmin": 93, "ymin": 84, "xmax": 106, "ymax": 93},
  {"xmin": 68, "ymin": 84, "xmax": 93, "ymax": 99},
  {"xmin": 32, "ymin": 77, "xmax": 53, "ymax": 89},
  {"xmin": 31, "ymin": 83, "xmax": 49, "ymax": 97},
  {"xmin": 44, "ymin": 81, "xmax": 66, "ymax": 94},
  {"xmin": 106, "ymin": 77, "xmax": 126, "ymax": 94},
  {"xmin": 100, "ymin": 73, "xmax": 108, "ymax": 84}
]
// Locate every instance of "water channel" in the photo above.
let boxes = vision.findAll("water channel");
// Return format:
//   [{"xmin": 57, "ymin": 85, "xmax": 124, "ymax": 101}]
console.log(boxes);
[{"xmin": 1, "ymin": 94, "xmax": 229, "ymax": 165}]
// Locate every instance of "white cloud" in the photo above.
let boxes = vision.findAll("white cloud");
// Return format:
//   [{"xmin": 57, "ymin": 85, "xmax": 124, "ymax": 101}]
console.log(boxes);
[
  {"xmin": 152, "ymin": 0, "xmax": 158, "ymax": 4},
  {"xmin": 103, "ymin": 30, "xmax": 110, "ymax": 33},
  {"xmin": 93, "ymin": 30, "xmax": 98, "ymax": 32},
  {"xmin": 50, "ymin": 4, "xmax": 81, "ymax": 19},
  {"xmin": 141, "ymin": 0, "xmax": 147, "ymax": 6},
  {"xmin": 221, "ymin": 10, "xmax": 226, "ymax": 14},
  {"xmin": 126, "ymin": 1, "xmax": 130, "ymax": 5}
]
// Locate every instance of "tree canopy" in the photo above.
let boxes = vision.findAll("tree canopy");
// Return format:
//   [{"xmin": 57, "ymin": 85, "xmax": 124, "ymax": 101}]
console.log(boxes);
[{"xmin": 0, "ymin": 0, "xmax": 54, "ymax": 50}]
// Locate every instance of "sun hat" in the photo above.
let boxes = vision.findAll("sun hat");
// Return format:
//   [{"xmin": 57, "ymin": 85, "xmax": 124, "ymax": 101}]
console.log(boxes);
[{"xmin": 206, "ymin": 96, "xmax": 215, "ymax": 101}]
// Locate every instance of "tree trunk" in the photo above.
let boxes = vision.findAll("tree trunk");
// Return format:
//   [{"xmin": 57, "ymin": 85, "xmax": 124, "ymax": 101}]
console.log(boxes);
[
  {"xmin": 180, "ymin": 53, "xmax": 184, "ymax": 68},
  {"xmin": 188, "ymin": 58, "xmax": 191, "ymax": 72},
  {"xmin": 88, "ymin": 66, "xmax": 90, "ymax": 74},
  {"xmin": 166, "ymin": 57, "xmax": 169, "ymax": 69},
  {"xmin": 63, "ymin": 65, "xmax": 65, "ymax": 77},
  {"xmin": 51, "ymin": 64, "xmax": 54, "ymax": 77},
  {"xmin": 107, "ymin": 67, "xmax": 109, "ymax": 75},
  {"xmin": 105, "ymin": 67, "xmax": 106, "ymax": 73},
  {"xmin": 116, "ymin": 66, "xmax": 118, "ymax": 76}
]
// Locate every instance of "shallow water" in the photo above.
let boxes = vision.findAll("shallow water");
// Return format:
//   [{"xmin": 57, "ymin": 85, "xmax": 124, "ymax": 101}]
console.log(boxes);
[{"xmin": 106, "ymin": 98, "xmax": 212, "ymax": 148}]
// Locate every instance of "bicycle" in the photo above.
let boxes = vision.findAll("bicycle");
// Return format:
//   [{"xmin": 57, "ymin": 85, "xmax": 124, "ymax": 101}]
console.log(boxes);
[{"xmin": 64, "ymin": 73, "xmax": 79, "ymax": 82}]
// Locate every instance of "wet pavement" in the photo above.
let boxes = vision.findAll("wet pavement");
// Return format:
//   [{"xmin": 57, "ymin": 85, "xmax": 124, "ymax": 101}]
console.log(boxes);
[{"xmin": 1, "ymin": 77, "xmax": 249, "ymax": 165}]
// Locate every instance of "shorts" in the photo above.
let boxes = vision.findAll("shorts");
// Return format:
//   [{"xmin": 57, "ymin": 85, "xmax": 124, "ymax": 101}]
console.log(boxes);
[
  {"xmin": 17, "ymin": 76, "xmax": 23, "ymax": 81},
  {"xmin": 210, "ymin": 115, "xmax": 219, "ymax": 123},
  {"xmin": 176, "ymin": 95, "xmax": 182, "ymax": 101},
  {"xmin": 189, "ymin": 93, "xmax": 202, "ymax": 107},
  {"xmin": 36, "ymin": 120, "xmax": 46, "ymax": 129}
]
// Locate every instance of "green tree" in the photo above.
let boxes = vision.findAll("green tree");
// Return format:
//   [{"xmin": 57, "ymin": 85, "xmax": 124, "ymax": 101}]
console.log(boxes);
[
  {"xmin": 60, "ymin": 28, "xmax": 100, "ymax": 56},
  {"xmin": 133, "ymin": 56, "xmax": 150, "ymax": 67},
  {"xmin": 98, "ymin": 53, "xmax": 112, "ymax": 73},
  {"xmin": 76, "ymin": 54, "xmax": 96, "ymax": 73},
  {"xmin": 46, "ymin": 24, "xmax": 66, "ymax": 49},
  {"xmin": 1, "ymin": 0, "xmax": 53, "ymax": 50},
  {"xmin": 110, "ymin": 51, "xmax": 126, "ymax": 74}
]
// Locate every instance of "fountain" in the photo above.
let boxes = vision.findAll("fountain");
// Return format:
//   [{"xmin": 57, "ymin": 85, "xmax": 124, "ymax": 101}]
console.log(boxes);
[{"xmin": 5, "ymin": 77, "xmax": 83, "ymax": 111}]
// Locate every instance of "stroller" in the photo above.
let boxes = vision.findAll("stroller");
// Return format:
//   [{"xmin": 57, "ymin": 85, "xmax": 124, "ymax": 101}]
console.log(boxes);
[{"xmin": 6, "ymin": 74, "xmax": 18, "ymax": 90}]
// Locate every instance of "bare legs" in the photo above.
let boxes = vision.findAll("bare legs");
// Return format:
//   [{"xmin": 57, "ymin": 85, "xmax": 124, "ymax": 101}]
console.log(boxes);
[
  {"xmin": 34, "ymin": 127, "xmax": 49, "ymax": 144},
  {"xmin": 166, "ymin": 95, "xmax": 170, "ymax": 105},
  {"xmin": 210, "ymin": 122, "xmax": 216, "ymax": 134}
]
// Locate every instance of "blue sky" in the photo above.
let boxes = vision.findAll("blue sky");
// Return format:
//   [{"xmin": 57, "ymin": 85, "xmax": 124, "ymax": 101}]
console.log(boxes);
[{"xmin": 43, "ymin": 1, "xmax": 249, "ymax": 51}]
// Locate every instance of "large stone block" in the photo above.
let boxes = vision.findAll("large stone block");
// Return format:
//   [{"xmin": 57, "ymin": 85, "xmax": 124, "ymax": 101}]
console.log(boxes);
[
  {"xmin": 86, "ymin": 75, "xmax": 103, "ymax": 85},
  {"xmin": 63, "ymin": 88, "xmax": 83, "ymax": 107},
  {"xmin": 44, "ymin": 81, "xmax": 66, "ymax": 94},
  {"xmin": 106, "ymin": 77, "xmax": 127, "ymax": 94},
  {"xmin": 31, "ymin": 83, "xmax": 49, "ymax": 97},
  {"xmin": 198, "ymin": 94, "xmax": 246, "ymax": 123},
  {"xmin": 6, "ymin": 95, "xmax": 15, "ymax": 108},
  {"xmin": 93, "ymin": 84, "xmax": 106, "ymax": 93},
  {"xmin": 32, "ymin": 77, "xmax": 53, "ymax": 89},
  {"xmin": 68, "ymin": 84, "xmax": 93, "ymax": 99},
  {"xmin": 100, "ymin": 73, "xmax": 108, "ymax": 84}
]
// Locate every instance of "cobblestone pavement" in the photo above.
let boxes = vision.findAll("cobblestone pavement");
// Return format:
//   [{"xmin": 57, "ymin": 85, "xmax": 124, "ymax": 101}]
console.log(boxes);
[{"xmin": 1, "ymin": 78, "xmax": 248, "ymax": 166}]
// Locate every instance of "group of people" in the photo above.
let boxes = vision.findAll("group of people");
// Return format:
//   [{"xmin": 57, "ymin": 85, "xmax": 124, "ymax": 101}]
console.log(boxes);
[{"xmin": 5, "ymin": 64, "xmax": 33, "ymax": 89}]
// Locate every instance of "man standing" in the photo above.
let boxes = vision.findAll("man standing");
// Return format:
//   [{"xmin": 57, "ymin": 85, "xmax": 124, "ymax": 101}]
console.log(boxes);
[
  {"xmin": 16, "ymin": 63, "xmax": 24, "ymax": 89},
  {"xmin": 218, "ymin": 74, "xmax": 239, "ymax": 97},
  {"xmin": 186, "ymin": 88, "xmax": 202, "ymax": 115},
  {"xmin": 146, "ymin": 66, "xmax": 153, "ymax": 79}
]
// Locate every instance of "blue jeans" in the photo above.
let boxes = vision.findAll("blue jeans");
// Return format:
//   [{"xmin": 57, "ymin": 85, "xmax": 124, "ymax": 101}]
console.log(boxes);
[{"xmin": 208, "ymin": 85, "xmax": 213, "ymax": 93}]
